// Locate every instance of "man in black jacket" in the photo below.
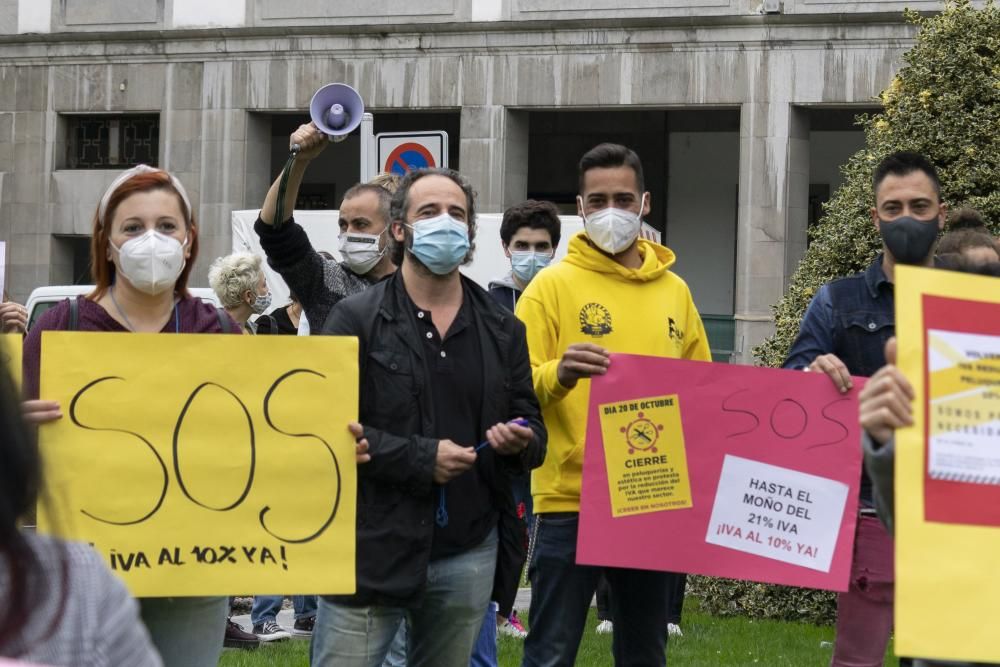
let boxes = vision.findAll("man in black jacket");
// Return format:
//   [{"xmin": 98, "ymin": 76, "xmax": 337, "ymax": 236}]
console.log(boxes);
[{"xmin": 316, "ymin": 168, "xmax": 547, "ymax": 667}]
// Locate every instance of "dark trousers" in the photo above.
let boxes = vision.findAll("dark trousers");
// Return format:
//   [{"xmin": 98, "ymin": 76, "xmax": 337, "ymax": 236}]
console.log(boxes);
[
  {"xmin": 522, "ymin": 513, "xmax": 669, "ymax": 667},
  {"xmin": 597, "ymin": 572, "xmax": 686, "ymax": 625},
  {"xmin": 667, "ymin": 573, "xmax": 686, "ymax": 625}
]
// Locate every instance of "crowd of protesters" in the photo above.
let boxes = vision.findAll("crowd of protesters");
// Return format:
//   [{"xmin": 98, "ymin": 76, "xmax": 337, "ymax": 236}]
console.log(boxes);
[{"xmin": 0, "ymin": 135, "xmax": 997, "ymax": 667}]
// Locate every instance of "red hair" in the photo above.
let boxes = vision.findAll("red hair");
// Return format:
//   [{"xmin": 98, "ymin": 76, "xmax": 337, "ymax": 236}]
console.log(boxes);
[{"xmin": 89, "ymin": 172, "xmax": 198, "ymax": 300}]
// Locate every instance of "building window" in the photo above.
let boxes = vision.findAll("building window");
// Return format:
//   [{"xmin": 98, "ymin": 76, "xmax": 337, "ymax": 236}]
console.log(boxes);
[{"xmin": 66, "ymin": 115, "xmax": 159, "ymax": 169}]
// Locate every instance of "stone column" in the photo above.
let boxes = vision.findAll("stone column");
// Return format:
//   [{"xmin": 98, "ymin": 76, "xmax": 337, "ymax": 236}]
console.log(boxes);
[
  {"xmin": 1, "ymin": 66, "xmax": 50, "ymax": 302},
  {"xmin": 173, "ymin": 60, "xmax": 253, "ymax": 283},
  {"xmin": 733, "ymin": 102, "xmax": 810, "ymax": 365},
  {"xmin": 459, "ymin": 106, "xmax": 529, "ymax": 214}
]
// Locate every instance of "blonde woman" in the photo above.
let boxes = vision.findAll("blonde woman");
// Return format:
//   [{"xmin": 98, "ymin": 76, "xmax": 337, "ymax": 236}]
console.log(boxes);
[{"xmin": 208, "ymin": 253, "xmax": 271, "ymax": 333}]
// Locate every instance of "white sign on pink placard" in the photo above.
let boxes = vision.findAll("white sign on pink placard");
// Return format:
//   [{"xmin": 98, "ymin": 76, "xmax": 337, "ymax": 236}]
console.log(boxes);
[{"xmin": 704, "ymin": 455, "xmax": 849, "ymax": 573}]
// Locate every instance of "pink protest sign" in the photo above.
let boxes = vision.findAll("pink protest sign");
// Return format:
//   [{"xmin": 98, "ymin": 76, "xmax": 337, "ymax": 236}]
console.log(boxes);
[{"xmin": 577, "ymin": 354, "xmax": 863, "ymax": 591}]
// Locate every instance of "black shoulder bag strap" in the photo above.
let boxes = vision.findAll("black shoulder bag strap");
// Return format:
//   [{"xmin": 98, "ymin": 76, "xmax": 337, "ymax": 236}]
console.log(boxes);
[
  {"xmin": 68, "ymin": 297, "xmax": 79, "ymax": 331},
  {"xmin": 215, "ymin": 307, "xmax": 232, "ymax": 333}
]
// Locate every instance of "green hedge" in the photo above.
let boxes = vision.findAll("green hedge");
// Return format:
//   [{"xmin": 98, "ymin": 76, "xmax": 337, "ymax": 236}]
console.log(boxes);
[
  {"xmin": 755, "ymin": 0, "xmax": 1000, "ymax": 368},
  {"xmin": 698, "ymin": 0, "xmax": 1000, "ymax": 625},
  {"xmin": 688, "ymin": 577, "xmax": 837, "ymax": 626}
]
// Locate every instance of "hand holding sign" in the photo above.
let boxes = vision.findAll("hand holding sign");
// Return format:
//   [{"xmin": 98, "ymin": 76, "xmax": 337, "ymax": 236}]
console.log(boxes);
[
  {"xmin": 557, "ymin": 343, "xmax": 610, "ymax": 389},
  {"xmin": 0, "ymin": 302, "xmax": 27, "ymax": 334},
  {"xmin": 347, "ymin": 422, "xmax": 372, "ymax": 464},
  {"xmin": 807, "ymin": 353, "xmax": 854, "ymax": 393},
  {"xmin": 858, "ymin": 339, "xmax": 914, "ymax": 446}
]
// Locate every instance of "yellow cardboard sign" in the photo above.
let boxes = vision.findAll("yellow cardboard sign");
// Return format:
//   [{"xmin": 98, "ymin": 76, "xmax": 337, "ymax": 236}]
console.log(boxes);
[
  {"xmin": 895, "ymin": 265, "xmax": 1000, "ymax": 662},
  {"xmin": 37, "ymin": 332, "xmax": 358, "ymax": 598},
  {"xmin": 599, "ymin": 394, "xmax": 693, "ymax": 517},
  {"xmin": 0, "ymin": 333, "xmax": 21, "ymax": 388}
]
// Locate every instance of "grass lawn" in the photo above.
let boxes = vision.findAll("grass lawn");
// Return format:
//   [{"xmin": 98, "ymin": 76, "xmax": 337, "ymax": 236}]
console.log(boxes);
[{"xmin": 219, "ymin": 602, "xmax": 900, "ymax": 666}]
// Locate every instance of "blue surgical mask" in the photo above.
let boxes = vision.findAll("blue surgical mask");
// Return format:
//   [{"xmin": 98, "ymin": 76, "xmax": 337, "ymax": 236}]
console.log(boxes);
[
  {"xmin": 510, "ymin": 250, "xmax": 552, "ymax": 284},
  {"xmin": 405, "ymin": 213, "xmax": 471, "ymax": 275}
]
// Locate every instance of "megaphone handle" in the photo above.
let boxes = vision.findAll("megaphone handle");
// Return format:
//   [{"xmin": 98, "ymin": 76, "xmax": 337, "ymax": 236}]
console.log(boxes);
[{"xmin": 273, "ymin": 152, "xmax": 298, "ymax": 231}]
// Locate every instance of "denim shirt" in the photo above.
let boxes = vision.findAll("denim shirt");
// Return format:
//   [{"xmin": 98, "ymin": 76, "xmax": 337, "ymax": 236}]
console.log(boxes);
[
  {"xmin": 784, "ymin": 255, "xmax": 894, "ymax": 377},
  {"xmin": 783, "ymin": 255, "xmax": 895, "ymax": 505}
]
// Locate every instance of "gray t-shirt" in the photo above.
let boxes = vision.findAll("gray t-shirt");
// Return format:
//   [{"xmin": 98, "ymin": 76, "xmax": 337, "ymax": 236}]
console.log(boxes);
[{"xmin": 0, "ymin": 533, "xmax": 161, "ymax": 666}]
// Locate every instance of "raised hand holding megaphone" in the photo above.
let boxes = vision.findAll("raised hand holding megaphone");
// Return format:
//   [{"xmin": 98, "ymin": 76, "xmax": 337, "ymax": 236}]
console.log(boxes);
[
  {"xmin": 290, "ymin": 83, "xmax": 365, "ymax": 154},
  {"xmin": 287, "ymin": 123, "xmax": 330, "ymax": 161},
  {"xmin": 273, "ymin": 83, "xmax": 365, "ymax": 230}
]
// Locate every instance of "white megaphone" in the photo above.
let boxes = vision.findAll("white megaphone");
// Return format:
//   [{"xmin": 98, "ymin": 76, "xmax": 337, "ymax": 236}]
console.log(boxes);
[{"xmin": 308, "ymin": 83, "xmax": 364, "ymax": 142}]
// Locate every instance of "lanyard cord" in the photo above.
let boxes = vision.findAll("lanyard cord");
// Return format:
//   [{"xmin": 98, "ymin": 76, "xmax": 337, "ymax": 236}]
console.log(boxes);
[
  {"xmin": 436, "ymin": 487, "xmax": 449, "ymax": 527},
  {"xmin": 110, "ymin": 287, "xmax": 179, "ymax": 333}
]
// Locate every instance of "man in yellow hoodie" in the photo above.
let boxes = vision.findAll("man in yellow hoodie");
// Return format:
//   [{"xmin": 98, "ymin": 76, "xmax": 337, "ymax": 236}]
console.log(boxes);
[{"xmin": 517, "ymin": 143, "xmax": 711, "ymax": 667}]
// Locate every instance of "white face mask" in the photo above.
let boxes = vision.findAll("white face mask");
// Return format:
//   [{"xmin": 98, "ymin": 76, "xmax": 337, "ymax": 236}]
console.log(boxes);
[
  {"xmin": 579, "ymin": 194, "xmax": 647, "ymax": 255},
  {"xmin": 111, "ymin": 230, "xmax": 187, "ymax": 295},
  {"xmin": 338, "ymin": 229, "xmax": 387, "ymax": 275}
]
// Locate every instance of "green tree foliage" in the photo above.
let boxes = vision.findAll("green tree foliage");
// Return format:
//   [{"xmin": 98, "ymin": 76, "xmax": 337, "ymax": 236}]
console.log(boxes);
[
  {"xmin": 704, "ymin": 0, "xmax": 1000, "ymax": 624},
  {"xmin": 756, "ymin": 0, "xmax": 1000, "ymax": 368}
]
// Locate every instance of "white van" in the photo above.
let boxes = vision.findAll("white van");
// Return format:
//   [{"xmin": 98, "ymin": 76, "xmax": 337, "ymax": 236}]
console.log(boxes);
[{"xmin": 25, "ymin": 286, "xmax": 222, "ymax": 331}]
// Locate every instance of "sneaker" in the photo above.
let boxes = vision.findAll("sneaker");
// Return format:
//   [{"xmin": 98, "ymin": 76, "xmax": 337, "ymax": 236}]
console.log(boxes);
[
  {"xmin": 667, "ymin": 622, "xmax": 683, "ymax": 637},
  {"xmin": 596, "ymin": 619, "xmax": 613, "ymax": 635},
  {"xmin": 292, "ymin": 615, "xmax": 315, "ymax": 638},
  {"xmin": 508, "ymin": 611, "xmax": 527, "ymax": 636},
  {"xmin": 498, "ymin": 613, "xmax": 527, "ymax": 639},
  {"xmin": 253, "ymin": 620, "xmax": 291, "ymax": 642},
  {"xmin": 224, "ymin": 619, "xmax": 260, "ymax": 650}
]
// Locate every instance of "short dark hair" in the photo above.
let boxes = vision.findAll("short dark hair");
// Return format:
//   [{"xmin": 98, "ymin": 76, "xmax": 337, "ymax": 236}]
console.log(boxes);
[
  {"xmin": 500, "ymin": 200, "xmax": 561, "ymax": 248},
  {"xmin": 578, "ymin": 143, "xmax": 645, "ymax": 195},
  {"xmin": 341, "ymin": 182, "xmax": 392, "ymax": 227},
  {"xmin": 872, "ymin": 151, "xmax": 941, "ymax": 199},
  {"xmin": 389, "ymin": 168, "xmax": 478, "ymax": 267},
  {"xmin": 937, "ymin": 229, "xmax": 1000, "ymax": 257},
  {"xmin": 946, "ymin": 207, "xmax": 988, "ymax": 233}
]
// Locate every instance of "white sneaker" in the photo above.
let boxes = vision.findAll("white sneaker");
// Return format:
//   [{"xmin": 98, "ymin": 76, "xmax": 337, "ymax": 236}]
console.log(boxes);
[
  {"xmin": 595, "ymin": 619, "xmax": 613, "ymax": 635},
  {"xmin": 253, "ymin": 620, "xmax": 291, "ymax": 642},
  {"xmin": 498, "ymin": 617, "xmax": 527, "ymax": 639},
  {"xmin": 667, "ymin": 623, "xmax": 683, "ymax": 637}
]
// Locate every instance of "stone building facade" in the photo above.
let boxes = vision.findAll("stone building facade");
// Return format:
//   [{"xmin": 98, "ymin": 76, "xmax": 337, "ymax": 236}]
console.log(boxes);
[{"xmin": 0, "ymin": 0, "xmax": 966, "ymax": 360}]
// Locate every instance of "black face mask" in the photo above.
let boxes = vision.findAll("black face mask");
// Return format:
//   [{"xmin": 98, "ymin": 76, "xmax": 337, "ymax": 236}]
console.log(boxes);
[{"xmin": 878, "ymin": 215, "xmax": 940, "ymax": 265}]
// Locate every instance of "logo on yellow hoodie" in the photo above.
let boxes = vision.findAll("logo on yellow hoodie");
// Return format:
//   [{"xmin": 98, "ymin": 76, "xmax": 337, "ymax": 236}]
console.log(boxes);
[
  {"xmin": 579, "ymin": 303, "xmax": 613, "ymax": 337},
  {"xmin": 668, "ymin": 317, "xmax": 686, "ymax": 344}
]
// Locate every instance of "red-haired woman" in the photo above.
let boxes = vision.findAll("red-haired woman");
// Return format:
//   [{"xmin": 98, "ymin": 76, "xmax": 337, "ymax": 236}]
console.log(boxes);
[{"xmin": 21, "ymin": 165, "xmax": 240, "ymax": 667}]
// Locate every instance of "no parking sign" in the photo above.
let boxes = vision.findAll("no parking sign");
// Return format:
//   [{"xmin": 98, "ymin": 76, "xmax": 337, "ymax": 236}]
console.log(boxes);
[{"xmin": 377, "ymin": 131, "xmax": 449, "ymax": 175}]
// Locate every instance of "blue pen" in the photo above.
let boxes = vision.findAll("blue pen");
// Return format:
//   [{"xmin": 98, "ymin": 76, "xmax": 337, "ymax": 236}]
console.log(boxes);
[
  {"xmin": 437, "ymin": 419, "xmax": 531, "ymax": 527},
  {"xmin": 474, "ymin": 418, "xmax": 530, "ymax": 452}
]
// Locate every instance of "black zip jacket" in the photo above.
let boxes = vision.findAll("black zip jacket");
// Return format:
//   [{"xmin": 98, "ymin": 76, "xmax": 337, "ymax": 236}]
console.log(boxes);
[{"xmin": 321, "ymin": 271, "xmax": 547, "ymax": 607}]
